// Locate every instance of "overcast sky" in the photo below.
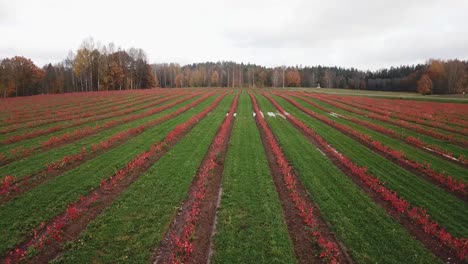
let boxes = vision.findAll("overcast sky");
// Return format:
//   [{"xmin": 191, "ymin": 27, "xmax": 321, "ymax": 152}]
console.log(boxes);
[{"xmin": 1, "ymin": 0, "xmax": 467, "ymax": 70}]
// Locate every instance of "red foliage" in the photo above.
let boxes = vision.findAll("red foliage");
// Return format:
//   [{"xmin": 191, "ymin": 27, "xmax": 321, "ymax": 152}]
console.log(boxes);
[
  {"xmin": 0, "ymin": 175, "xmax": 18, "ymax": 195},
  {"xmin": 275, "ymin": 92, "xmax": 467, "ymax": 194},
  {"xmin": 169, "ymin": 93, "xmax": 239, "ymax": 263},
  {"xmin": 3, "ymin": 92, "xmax": 228, "ymax": 263},
  {"xmin": 250, "ymin": 93, "xmax": 341, "ymax": 263},
  {"xmin": 264, "ymin": 92, "xmax": 468, "ymax": 261},
  {"xmin": 1, "ymin": 93, "xmax": 201, "ymax": 162}
]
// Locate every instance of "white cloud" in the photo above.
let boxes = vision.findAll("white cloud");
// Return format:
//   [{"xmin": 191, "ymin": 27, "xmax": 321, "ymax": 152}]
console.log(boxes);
[{"xmin": 0, "ymin": 0, "xmax": 467, "ymax": 70}]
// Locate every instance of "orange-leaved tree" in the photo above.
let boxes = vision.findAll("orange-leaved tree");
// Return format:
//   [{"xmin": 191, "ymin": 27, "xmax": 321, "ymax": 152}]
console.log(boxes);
[{"xmin": 417, "ymin": 74, "xmax": 433, "ymax": 95}]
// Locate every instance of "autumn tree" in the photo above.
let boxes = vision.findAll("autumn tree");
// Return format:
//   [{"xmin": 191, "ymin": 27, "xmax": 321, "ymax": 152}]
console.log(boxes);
[
  {"xmin": 210, "ymin": 71, "xmax": 219, "ymax": 87},
  {"xmin": 445, "ymin": 60, "xmax": 467, "ymax": 94},
  {"xmin": 258, "ymin": 70, "xmax": 267, "ymax": 87},
  {"xmin": 0, "ymin": 56, "xmax": 43, "ymax": 97},
  {"xmin": 417, "ymin": 74, "xmax": 433, "ymax": 95},
  {"xmin": 175, "ymin": 73, "xmax": 184, "ymax": 87},
  {"xmin": 285, "ymin": 70, "xmax": 301, "ymax": 87},
  {"xmin": 140, "ymin": 64, "xmax": 157, "ymax": 88}
]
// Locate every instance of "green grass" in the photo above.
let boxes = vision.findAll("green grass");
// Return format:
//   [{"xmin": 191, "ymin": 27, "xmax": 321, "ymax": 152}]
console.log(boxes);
[
  {"xmin": 255, "ymin": 93, "xmax": 440, "ymax": 264},
  {"xmin": 0, "ymin": 94, "xmax": 187, "ymax": 155},
  {"xmin": 284, "ymin": 87, "xmax": 468, "ymax": 103},
  {"xmin": 269, "ymin": 95, "xmax": 468, "ymax": 238},
  {"xmin": 332, "ymin": 99, "xmax": 467, "ymax": 141},
  {"xmin": 53, "ymin": 94, "xmax": 234, "ymax": 263},
  {"xmin": 287, "ymin": 95, "xmax": 468, "ymax": 182},
  {"xmin": 0, "ymin": 97, "xmax": 200, "ymax": 180},
  {"xmin": 300, "ymin": 94, "xmax": 468, "ymax": 162},
  {"xmin": 0, "ymin": 96, "xmax": 217, "ymax": 255},
  {"xmin": 211, "ymin": 92, "xmax": 297, "ymax": 264},
  {"xmin": 0, "ymin": 94, "xmax": 137, "ymax": 127},
  {"xmin": 0, "ymin": 92, "xmax": 162, "ymax": 139}
]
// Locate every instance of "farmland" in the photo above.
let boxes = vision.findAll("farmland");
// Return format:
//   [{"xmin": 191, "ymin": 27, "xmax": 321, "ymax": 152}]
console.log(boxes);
[{"xmin": 0, "ymin": 88, "xmax": 467, "ymax": 264}]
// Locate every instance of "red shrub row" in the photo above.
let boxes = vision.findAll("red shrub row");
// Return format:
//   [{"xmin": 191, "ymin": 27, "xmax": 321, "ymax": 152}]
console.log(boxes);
[
  {"xmin": 303, "ymin": 93, "xmax": 468, "ymax": 147},
  {"xmin": 1, "ymin": 93, "xmax": 200, "ymax": 163},
  {"xmin": 1, "ymin": 93, "xmax": 184, "ymax": 144},
  {"xmin": 0, "ymin": 94, "xmax": 214, "ymax": 200},
  {"xmin": 334, "ymin": 95, "xmax": 468, "ymax": 134},
  {"xmin": 325, "ymin": 93, "xmax": 468, "ymax": 128},
  {"xmin": 0, "ymin": 92, "xmax": 166, "ymax": 134},
  {"xmin": 264, "ymin": 93, "xmax": 468, "ymax": 260},
  {"xmin": 169, "ymin": 93, "xmax": 239, "ymax": 264},
  {"xmin": 250, "ymin": 93, "xmax": 341, "ymax": 264},
  {"xmin": 2, "ymin": 93, "xmax": 227, "ymax": 264},
  {"xmin": 0, "ymin": 176, "xmax": 18, "ymax": 196},
  {"xmin": 276, "ymin": 93, "xmax": 467, "ymax": 194},
  {"xmin": 2, "ymin": 90, "xmax": 159, "ymax": 124}
]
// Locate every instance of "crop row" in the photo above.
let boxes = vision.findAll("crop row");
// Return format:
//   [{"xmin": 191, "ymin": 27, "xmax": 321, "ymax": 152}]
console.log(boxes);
[
  {"xmin": 1, "ymin": 91, "xmax": 144, "ymax": 124},
  {"xmin": 263, "ymin": 93, "xmax": 467, "ymax": 260},
  {"xmin": 333, "ymin": 94, "xmax": 468, "ymax": 131},
  {"xmin": 299, "ymin": 92, "xmax": 468, "ymax": 165},
  {"xmin": 0, "ymin": 93, "xmax": 214, "ymax": 203},
  {"xmin": 251, "ymin": 92, "xmax": 342, "ymax": 263},
  {"xmin": 0, "ymin": 92, "xmax": 181, "ymax": 144},
  {"xmin": 0, "ymin": 91, "xmax": 166, "ymax": 134},
  {"xmin": 166, "ymin": 93, "xmax": 239, "ymax": 263},
  {"xmin": 306, "ymin": 93, "xmax": 468, "ymax": 147},
  {"xmin": 2, "ymin": 93, "xmax": 228, "ymax": 263},
  {"xmin": 291, "ymin": 92, "xmax": 468, "ymax": 166},
  {"xmin": 0, "ymin": 93, "xmax": 199, "ymax": 164},
  {"xmin": 274, "ymin": 93, "xmax": 467, "ymax": 195}
]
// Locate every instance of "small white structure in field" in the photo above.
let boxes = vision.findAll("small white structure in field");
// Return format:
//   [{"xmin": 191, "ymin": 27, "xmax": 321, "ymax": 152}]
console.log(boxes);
[
  {"xmin": 253, "ymin": 112, "xmax": 256, "ymax": 117},
  {"xmin": 233, "ymin": 113, "xmax": 237, "ymax": 117},
  {"xmin": 267, "ymin": 112, "xmax": 276, "ymax": 117}
]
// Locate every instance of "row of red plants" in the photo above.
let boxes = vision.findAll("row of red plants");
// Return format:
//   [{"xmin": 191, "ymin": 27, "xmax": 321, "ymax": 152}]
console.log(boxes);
[
  {"xmin": 276, "ymin": 92, "xmax": 467, "ymax": 194},
  {"xmin": 251, "ymin": 93, "xmax": 342, "ymax": 264},
  {"xmin": 1, "ymin": 90, "xmax": 157, "ymax": 124},
  {"xmin": 286, "ymin": 92, "xmax": 467, "ymax": 166},
  {"xmin": 168, "ymin": 93, "xmax": 239, "ymax": 264},
  {"xmin": 2, "ymin": 92, "xmax": 228, "ymax": 264},
  {"xmin": 0, "ymin": 93, "xmax": 215, "ymax": 201},
  {"xmin": 2, "ymin": 95, "xmax": 127, "ymax": 125},
  {"xmin": 305, "ymin": 93, "xmax": 468, "ymax": 147},
  {"xmin": 328, "ymin": 95, "xmax": 468, "ymax": 136},
  {"xmin": 330, "ymin": 95, "xmax": 468, "ymax": 128},
  {"xmin": 0, "ymin": 93, "xmax": 201, "ymax": 164},
  {"xmin": 328, "ymin": 94, "xmax": 468, "ymax": 129},
  {"xmin": 1, "ymin": 92, "xmax": 145, "ymax": 127},
  {"xmin": 0, "ymin": 91, "xmax": 166, "ymax": 134},
  {"xmin": 264, "ymin": 93, "xmax": 468, "ymax": 261},
  {"xmin": 1, "ymin": 93, "xmax": 183, "ymax": 144}
]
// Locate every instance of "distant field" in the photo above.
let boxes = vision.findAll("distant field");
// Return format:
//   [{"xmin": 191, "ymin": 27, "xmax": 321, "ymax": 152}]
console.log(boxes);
[
  {"xmin": 0, "ymin": 88, "xmax": 466, "ymax": 263},
  {"xmin": 285, "ymin": 87, "xmax": 468, "ymax": 103}
]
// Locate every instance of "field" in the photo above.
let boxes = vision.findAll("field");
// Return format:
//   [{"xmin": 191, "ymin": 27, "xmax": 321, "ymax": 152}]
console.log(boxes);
[{"xmin": 0, "ymin": 88, "xmax": 467, "ymax": 264}]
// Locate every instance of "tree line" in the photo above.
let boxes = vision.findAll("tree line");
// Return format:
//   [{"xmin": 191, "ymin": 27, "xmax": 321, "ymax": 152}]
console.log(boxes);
[
  {"xmin": 1, "ymin": 39, "xmax": 467, "ymax": 97},
  {"xmin": 0, "ymin": 38, "xmax": 157, "ymax": 97}
]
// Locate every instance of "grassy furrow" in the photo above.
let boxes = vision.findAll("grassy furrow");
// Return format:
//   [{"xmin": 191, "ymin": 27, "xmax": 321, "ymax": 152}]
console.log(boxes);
[
  {"xmin": 0, "ymin": 92, "xmax": 164, "ymax": 137},
  {"xmin": 0, "ymin": 95, "xmax": 188, "ymax": 158},
  {"xmin": 0, "ymin": 94, "xmax": 139, "ymax": 128},
  {"xmin": 305, "ymin": 95, "xmax": 467, "ymax": 158},
  {"xmin": 0, "ymin": 97, "xmax": 200, "ymax": 180},
  {"xmin": 255, "ymin": 94, "xmax": 440, "ymax": 263},
  {"xmin": 288, "ymin": 95, "xmax": 468, "ymax": 182},
  {"xmin": 53, "ymin": 95, "xmax": 234, "ymax": 263},
  {"xmin": 211, "ymin": 92, "xmax": 297, "ymax": 264},
  {"xmin": 0, "ymin": 94, "xmax": 182, "ymax": 148},
  {"xmin": 328, "ymin": 96, "xmax": 467, "ymax": 141},
  {"xmin": 0, "ymin": 96, "xmax": 217, "ymax": 255},
  {"xmin": 270, "ymin": 95, "xmax": 468, "ymax": 238}
]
